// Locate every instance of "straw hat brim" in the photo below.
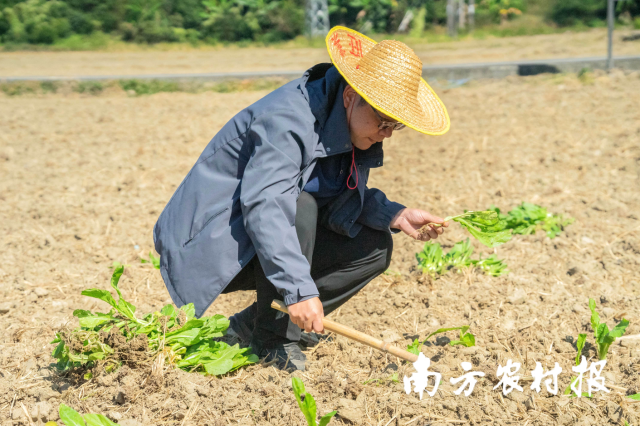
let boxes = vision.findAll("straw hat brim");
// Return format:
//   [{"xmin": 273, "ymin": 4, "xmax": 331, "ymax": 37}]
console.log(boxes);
[{"xmin": 325, "ymin": 26, "xmax": 450, "ymax": 136}]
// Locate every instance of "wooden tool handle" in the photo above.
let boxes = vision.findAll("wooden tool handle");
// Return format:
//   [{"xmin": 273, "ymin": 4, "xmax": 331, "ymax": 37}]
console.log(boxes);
[{"xmin": 271, "ymin": 299, "xmax": 418, "ymax": 363}]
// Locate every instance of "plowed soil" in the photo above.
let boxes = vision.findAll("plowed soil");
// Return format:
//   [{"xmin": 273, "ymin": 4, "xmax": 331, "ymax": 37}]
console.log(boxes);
[{"xmin": 1, "ymin": 69, "xmax": 639, "ymax": 426}]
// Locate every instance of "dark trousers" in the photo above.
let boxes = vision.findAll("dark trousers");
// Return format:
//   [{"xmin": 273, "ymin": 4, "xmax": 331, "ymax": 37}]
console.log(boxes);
[{"xmin": 222, "ymin": 191, "xmax": 393, "ymax": 346}]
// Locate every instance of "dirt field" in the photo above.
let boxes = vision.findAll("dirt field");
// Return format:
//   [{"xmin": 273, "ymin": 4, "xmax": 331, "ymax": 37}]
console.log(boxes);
[
  {"xmin": 1, "ymin": 69, "xmax": 639, "ymax": 426},
  {"xmin": 1, "ymin": 28, "xmax": 639, "ymax": 78}
]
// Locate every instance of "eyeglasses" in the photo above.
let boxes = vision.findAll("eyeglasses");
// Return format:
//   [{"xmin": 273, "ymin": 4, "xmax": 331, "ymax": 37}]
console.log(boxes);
[{"xmin": 370, "ymin": 105, "xmax": 405, "ymax": 131}]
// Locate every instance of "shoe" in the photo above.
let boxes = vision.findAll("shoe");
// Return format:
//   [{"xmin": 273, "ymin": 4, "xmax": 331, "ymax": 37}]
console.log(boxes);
[
  {"xmin": 251, "ymin": 340, "xmax": 307, "ymax": 371},
  {"xmin": 227, "ymin": 303, "xmax": 256, "ymax": 343},
  {"xmin": 228, "ymin": 302, "xmax": 331, "ymax": 349}
]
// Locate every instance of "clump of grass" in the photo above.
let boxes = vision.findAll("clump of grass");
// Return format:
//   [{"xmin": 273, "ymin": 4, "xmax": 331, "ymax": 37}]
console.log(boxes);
[
  {"xmin": 1, "ymin": 77, "xmax": 290, "ymax": 97},
  {"xmin": 75, "ymin": 81, "xmax": 105, "ymax": 95},
  {"xmin": 119, "ymin": 79, "xmax": 181, "ymax": 96},
  {"xmin": 40, "ymin": 81, "xmax": 58, "ymax": 93},
  {"xmin": 1, "ymin": 82, "xmax": 38, "ymax": 96},
  {"xmin": 208, "ymin": 78, "xmax": 286, "ymax": 93}
]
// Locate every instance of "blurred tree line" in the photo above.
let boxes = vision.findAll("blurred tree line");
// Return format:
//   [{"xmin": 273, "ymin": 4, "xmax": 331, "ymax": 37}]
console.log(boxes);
[{"xmin": 0, "ymin": 0, "xmax": 638, "ymax": 45}]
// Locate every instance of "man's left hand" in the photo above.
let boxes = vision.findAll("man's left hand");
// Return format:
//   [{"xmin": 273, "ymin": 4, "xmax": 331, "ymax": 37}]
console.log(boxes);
[{"xmin": 390, "ymin": 208, "xmax": 448, "ymax": 241}]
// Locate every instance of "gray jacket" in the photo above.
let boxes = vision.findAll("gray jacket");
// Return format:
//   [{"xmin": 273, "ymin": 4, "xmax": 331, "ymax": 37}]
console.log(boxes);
[{"xmin": 154, "ymin": 64, "xmax": 405, "ymax": 317}]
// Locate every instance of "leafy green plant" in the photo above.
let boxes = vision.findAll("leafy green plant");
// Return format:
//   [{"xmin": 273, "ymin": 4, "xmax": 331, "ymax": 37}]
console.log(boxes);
[
  {"xmin": 407, "ymin": 338, "xmax": 421, "ymax": 355},
  {"xmin": 416, "ymin": 239, "xmax": 508, "ymax": 278},
  {"xmin": 422, "ymin": 210, "xmax": 512, "ymax": 248},
  {"xmin": 474, "ymin": 254, "xmax": 509, "ymax": 277},
  {"xmin": 51, "ymin": 403, "xmax": 119, "ymax": 426},
  {"xmin": 589, "ymin": 298, "xmax": 629, "ymax": 360},
  {"xmin": 141, "ymin": 251, "xmax": 160, "ymax": 269},
  {"xmin": 292, "ymin": 377, "xmax": 337, "ymax": 426},
  {"xmin": 563, "ymin": 378, "xmax": 591, "ymax": 399},
  {"xmin": 575, "ymin": 333, "xmax": 587, "ymax": 365},
  {"xmin": 51, "ymin": 265, "xmax": 258, "ymax": 376},
  {"xmin": 407, "ymin": 326, "xmax": 475, "ymax": 355},
  {"xmin": 490, "ymin": 202, "xmax": 574, "ymax": 239},
  {"xmin": 628, "ymin": 394, "xmax": 640, "ymax": 401}
]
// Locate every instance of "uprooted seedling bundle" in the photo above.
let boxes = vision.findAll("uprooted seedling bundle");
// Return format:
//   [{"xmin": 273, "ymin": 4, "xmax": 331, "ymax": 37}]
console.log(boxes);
[
  {"xmin": 490, "ymin": 202, "xmax": 574, "ymax": 239},
  {"xmin": 419, "ymin": 210, "xmax": 512, "ymax": 248},
  {"xmin": 416, "ymin": 239, "xmax": 508, "ymax": 277},
  {"xmin": 419, "ymin": 203, "xmax": 574, "ymax": 247},
  {"xmin": 51, "ymin": 266, "xmax": 258, "ymax": 377}
]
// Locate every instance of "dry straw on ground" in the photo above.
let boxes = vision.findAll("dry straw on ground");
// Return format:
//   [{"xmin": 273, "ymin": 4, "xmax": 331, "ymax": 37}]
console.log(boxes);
[{"xmin": 0, "ymin": 69, "xmax": 639, "ymax": 425}]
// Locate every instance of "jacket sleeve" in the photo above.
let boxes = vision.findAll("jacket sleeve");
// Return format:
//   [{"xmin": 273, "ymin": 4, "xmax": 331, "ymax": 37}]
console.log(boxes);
[
  {"xmin": 239, "ymin": 110, "xmax": 320, "ymax": 306},
  {"xmin": 357, "ymin": 187, "xmax": 405, "ymax": 232}
]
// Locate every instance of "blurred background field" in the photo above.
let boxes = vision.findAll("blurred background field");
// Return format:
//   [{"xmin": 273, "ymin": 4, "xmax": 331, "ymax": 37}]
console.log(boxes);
[
  {"xmin": 0, "ymin": 28, "xmax": 639, "ymax": 78},
  {"xmin": 0, "ymin": 0, "xmax": 639, "ymax": 49}
]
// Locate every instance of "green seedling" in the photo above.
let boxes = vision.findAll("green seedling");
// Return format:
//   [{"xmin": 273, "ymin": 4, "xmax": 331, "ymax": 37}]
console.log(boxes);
[
  {"xmin": 561, "ymin": 333, "xmax": 590, "ymax": 398},
  {"xmin": 292, "ymin": 377, "xmax": 337, "ymax": 426},
  {"xmin": 563, "ymin": 378, "xmax": 591, "ymax": 399},
  {"xmin": 490, "ymin": 202, "xmax": 574, "ymax": 239},
  {"xmin": 589, "ymin": 298, "xmax": 629, "ymax": 360},
  {"xmin": 407, "ymin": 338, "xmax": 422, "ymax": 356},
  {"xmin": 473, "ymin": 254, "xmax": 509, "ymax": 277},
  {"xmin": 416, "ymin": 239, "xmax": 508, "ymax": 278},
  {"xmin": 52, "ymin": 265, "xmax": 258, "ymax": 376},
  {"xmin": 363, "ymin": 372, "xmax": 399, "ymax": 386},
  {"xmin": 141, "ymin": 252, "xmax": 160, "ymax": 269},
  {"xmin": 575, "ymin": 333, "xmax": 587, "ymax": 366},
  {"xmin": 407, "ymin": 326, "xmax": 475, "ymax": 355},
  {"xmin": 428, "ymin": 210, "xmax": 513, "ymax": 248},
  {"xmin": 628, "ymin": 394, "xmax": 640, "ymax": 401},
  {"xmin": 56, "ymin": 403, "xmax": 119, "ymax": 426},
  {"xmin": 109, "ymin": 261, "xmax": 130, "ymax": 269},
  {"xmin": 416, "ymin": 241, "xmax": 445, "ymax": 276}
]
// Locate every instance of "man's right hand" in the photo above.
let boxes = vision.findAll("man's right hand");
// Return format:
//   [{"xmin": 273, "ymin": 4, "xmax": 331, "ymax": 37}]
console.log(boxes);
[{"xmin": 287, "ymin": 297, "xmax": 325, "ymax": 334}]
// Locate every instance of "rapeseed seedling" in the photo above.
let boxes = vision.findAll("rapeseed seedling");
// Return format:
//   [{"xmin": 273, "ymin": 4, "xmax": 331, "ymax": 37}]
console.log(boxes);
[
  {"xmin": 575, "ymin": 333, "xmax": 587, "ymax": 366},
  {"xmin": 407, "ymin": 326, "xmax": 475, "ymax": 355},
  {"xmin": 141, "ymin": 251, "xmax": 160, "ymax": 269},
  {"xmin": 47, "ymin": 403, "xmax": 119, "ymax": 426},
  {"xmin": 51, "ymin": 265, "xmax": 258, "ymax": 376},
  {"xmin": 416, "ymin": 239, "xmax": 508, "ymax": 277},
  {"xmin": 292, "ymin": 377, "xmax": 337, "ymax": 426},
  {"xmin": 588, "ymin": 298, "xmax": 629, "ymax": 360}
]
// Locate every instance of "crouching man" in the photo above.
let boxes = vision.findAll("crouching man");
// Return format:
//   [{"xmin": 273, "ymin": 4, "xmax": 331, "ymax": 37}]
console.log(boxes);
[{"xmin": 154, "ymin": 26, "xmax": 450, "ymax": 371}]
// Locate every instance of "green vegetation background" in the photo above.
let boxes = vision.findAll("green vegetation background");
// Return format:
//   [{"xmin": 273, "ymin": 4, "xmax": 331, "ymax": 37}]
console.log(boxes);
[{"xmin": 0, "ymin": 0, "xmax": 639, "ymax": 48}]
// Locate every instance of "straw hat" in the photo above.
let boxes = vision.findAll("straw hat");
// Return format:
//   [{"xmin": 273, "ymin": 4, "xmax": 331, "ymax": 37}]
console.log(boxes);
[{"xmin": 325, "ymin": 26, "xmax": 450, "ymax": 135}]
